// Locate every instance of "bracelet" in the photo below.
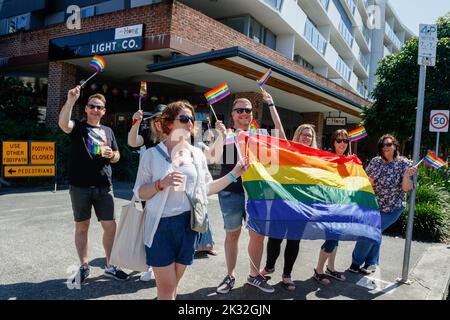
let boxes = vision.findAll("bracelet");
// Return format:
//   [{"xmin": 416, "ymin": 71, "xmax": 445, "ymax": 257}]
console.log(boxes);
[
  {"xmin": 155, "ymin": 180, "xmax": 162, "ymax": 192},
  {"xmin": 268, "ymin": 103, "xmax": 275, "ymax": 107},
  {"xmin": 226, "ymin": 172, "xmax": 238, "ymax": 183}
]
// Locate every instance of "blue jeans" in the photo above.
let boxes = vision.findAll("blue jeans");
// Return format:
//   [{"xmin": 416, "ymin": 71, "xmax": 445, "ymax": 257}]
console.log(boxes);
[
  {"xmin": 218, "ymin": 191, "xmax": 246, "ymax": 232},
  {"xmin": 351, "ymin": 206, "xmax": 404, "ymax": 266}
]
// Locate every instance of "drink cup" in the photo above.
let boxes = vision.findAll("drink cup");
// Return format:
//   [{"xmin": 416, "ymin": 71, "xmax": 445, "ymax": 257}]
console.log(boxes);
[
  {"xmin": 173, "ymin": 174, "xmax": 186, "ymax": 192},
  {"xmin": 101, "ymin": 146, "xmax": 111, "ymax": 157}
]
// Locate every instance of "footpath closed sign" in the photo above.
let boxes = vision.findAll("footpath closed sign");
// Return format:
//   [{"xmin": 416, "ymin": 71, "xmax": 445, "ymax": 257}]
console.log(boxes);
[
  {"xmin": 4, "ymin": 165, "xmax": 55, "ymax": 177},
  {"xmin": 31, "ymin": 142, "xmax": 55, "ymax": 164},
  {"xmin": 2, "ymin": 141, "xmax": 28, "ymax": 164}
]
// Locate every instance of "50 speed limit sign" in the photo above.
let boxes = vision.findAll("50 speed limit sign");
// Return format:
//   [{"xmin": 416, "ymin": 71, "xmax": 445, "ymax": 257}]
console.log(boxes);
[{"xmin": 429, "ymin": 110, "xmax": 449, "ymax": 132}]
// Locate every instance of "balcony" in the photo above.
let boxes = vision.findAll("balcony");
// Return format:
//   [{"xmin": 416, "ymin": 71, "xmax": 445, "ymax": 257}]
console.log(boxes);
[
  {"xmin": 357, "ymin": 80, "xmax": 368, "ymax": 98},
  {"xmin": 339, "ymin": 20, "xmax": 354, "ymax": 48},
  {"xmin": 336, "ymin": 56, "xmax": 352, "ymax": 81},
  {"xmin": 304, "ymin": 19, "xmax": 327, "ymax": 55},
  {"xmin": 360, "ymin": 25, "xmax": 371, "ymax": 47},
  {"xmin": 262, "ymin": 0, "xmax": 283, "ymax": 11},
  {"xmin": 345, "ymin": 0, "xmax": 356, "ymax": 15},
  {"xmin": 359, "ymin": 52, "xmax": 369, "ymax": 71},
  {"xmin": 385, "ymin": 23, "xmax": 402, "ymax": 49},
  {"xmin": 319, "ymin": 0, "xmax": 330, "ymax": 11}
]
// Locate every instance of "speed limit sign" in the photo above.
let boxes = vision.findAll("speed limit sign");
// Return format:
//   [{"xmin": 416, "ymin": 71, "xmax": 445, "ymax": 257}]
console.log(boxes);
[{"xmin": 429, "ymin": 110, "xmax": 449, "ymax": 132}]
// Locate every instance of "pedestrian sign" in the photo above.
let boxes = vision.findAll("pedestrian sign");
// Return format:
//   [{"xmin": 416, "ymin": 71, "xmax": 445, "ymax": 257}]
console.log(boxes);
[
  {"xmin": 2, "ymin": 141, "xmax": 28, "ymax": 165},
  {"xmin": 4, "ymin": 165, "xmax": 55, "ymax": 177}
]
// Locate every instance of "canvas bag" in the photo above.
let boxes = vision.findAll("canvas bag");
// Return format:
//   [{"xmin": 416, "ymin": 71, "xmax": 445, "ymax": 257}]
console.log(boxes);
[
  {"xmin": 154, "ymin": 144, "xmax": 208, "ymax": 234},
  {"xmin": 109, "ymin": 195, "xmax": 148, "ymax": 272}
]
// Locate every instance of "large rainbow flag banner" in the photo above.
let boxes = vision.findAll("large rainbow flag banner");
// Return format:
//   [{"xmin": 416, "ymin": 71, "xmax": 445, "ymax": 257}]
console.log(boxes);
[
  {"xmin": 204, "ymin": 83, "xmax": 230, "ymax": 105},
  {"xmin": 423, "ymin": 151, "xmax": 447, "ymax": 169},
  {"xmin": 89, "ymin": 55, "xmax": 106, "ymax": 73},
  {"xmin": 348, "ymin": 127, "xmax": 368, "ymax": 142},
  {"xmin": 238, "ymin": 133, "xmax": 381, "ymax": 242}
]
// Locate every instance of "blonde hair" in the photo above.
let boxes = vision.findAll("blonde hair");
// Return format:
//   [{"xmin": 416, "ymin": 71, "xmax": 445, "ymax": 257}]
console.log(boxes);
[
  {"xmin": 87, "ymin": 93, "xmax": 106, "ymax": 105},
  {"xmin": 232, "ymin": 98, "xmax": 252, "ymax": 108},
  {"xmin": 293, "ymin": 124, "xmax": 318, "ymax": 149}
]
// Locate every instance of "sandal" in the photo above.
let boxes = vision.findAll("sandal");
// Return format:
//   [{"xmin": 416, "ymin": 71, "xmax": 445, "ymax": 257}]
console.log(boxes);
[
  {"xmin": 325, "ymin": 267, "xmax": 346, "ymax": 281},
  {"xmin": 282, "ymin": 275, "xmax": 296, "ymax": 291},
  {"xmin": 207, "ymin": 249, "xmax": 218, "ymax": 256},
  {"xmin": 313, "ymin": 269, "xmax": 331, "ymax": 285}
]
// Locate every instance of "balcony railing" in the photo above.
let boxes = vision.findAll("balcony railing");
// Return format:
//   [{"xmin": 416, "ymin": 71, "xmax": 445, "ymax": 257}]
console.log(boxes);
[
  {"xmin": 304, "ymin": 19, "xmax": 327, "ymax": 55},
  {"xmin": 339, "ymin": 20, "xmax": 354, "ymax": 48},
  {"xmin": 336, "ymin": 56, "xmax": 352, "ymax": 81},
  {"xmin": 319, "ymin": 0, "xmax": 329, "ymax": 11},
  {"xmin": 262, "ymin": 0, "xmax": 283, "ymax": 11},
  {"xmin": 385, "ymin": 23, "xmax": 402, "ymax": 49},
  {"xmin": 357, "ymin": 81, "xmax": 368, "ymax": 98},
  {"xmin": 359, "ymin": 52, "xmax": 369, "ymax": 71},
  {"xmin": 345, "ymin": 0, "xmax": 356, "ymax": 15},
  {"xmin": 360, "ymin": 25, "xmax": 371, "ymax": 47}
]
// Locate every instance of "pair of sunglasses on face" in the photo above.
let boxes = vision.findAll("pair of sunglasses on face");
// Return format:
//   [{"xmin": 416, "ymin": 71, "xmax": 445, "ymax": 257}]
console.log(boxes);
[
  {"xmin": 233, "ymin": 108, "xmax": 252, "ymax": 114},
  {"xmin": 176, "ymin": 115, "xmax": 195, "ymax": 124},
  {"xmin": 383, "ymin": 142, "xmax": 394, "ymax": 147},
  {"xmin": 335, "ymin": 138, "xmax": 349, "ymax": 144},
  {"xmin": 87, "ymin": 104, "xmax": 105, "ymax": 111}
]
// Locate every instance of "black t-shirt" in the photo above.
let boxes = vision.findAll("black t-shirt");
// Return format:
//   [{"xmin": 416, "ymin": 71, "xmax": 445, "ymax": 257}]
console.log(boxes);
[
  {"xmin": 140, "ymin": 128, "xmax": 157, "ymax": 149},
  {"xmin": 220, "ymin": 129, "xmax": 244, "ymax": 194},
  {"xmin": 68, "ymin": 120, "xmax": 118, "ymax": 187}
]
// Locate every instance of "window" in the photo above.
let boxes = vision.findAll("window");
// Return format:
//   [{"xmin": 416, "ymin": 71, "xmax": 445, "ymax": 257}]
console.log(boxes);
[
  {"xmin": 220, "ymin": 16, "xmax": 248, "ymax": 34},
  {"xmin": 264, "ymin": 29, "xmax": 277, "ymax": 50},
  {"xmin": 250, "ymin": 19, "xmax": 263, "ymax": 43},
  {"xmin": 294, "ymin": 55, "xmax": 314, "ymax": 71}
]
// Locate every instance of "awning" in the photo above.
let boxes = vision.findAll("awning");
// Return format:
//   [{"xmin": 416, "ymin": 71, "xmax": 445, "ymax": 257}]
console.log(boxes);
[{"xmin": 147, "ymin": 46, "xmax": 365, "ymax": 123}]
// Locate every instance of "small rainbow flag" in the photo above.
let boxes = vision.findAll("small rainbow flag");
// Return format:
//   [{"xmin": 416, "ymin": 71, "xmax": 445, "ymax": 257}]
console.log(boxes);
[
  {"xmin": 204, "ymin": 83, "xmax": 230, "ymax": 105},
  {"xmin": 257, "ymin": 68, "xmax": 272, "ymax": 87},
  {"xmin": 249, "ymin": 119, "xmax": 259, "ymax": 132},
  {"xmin": 348, "ymin": 127, "xmax": 368, "ymax": 142},
  {"xmin": 224, "ymin": 129, "xmax": 236, "ymax": 145},
  {"xmin": 140, "ymin": 81, "xmax": 147, "ymax": 97},
  {"xmin": 423, "ymin": 151, "xmax": 447, "ymax": 169},
  {"xmin": 89, "ymin": 55, "xmax": 106, "ymax": 73}
]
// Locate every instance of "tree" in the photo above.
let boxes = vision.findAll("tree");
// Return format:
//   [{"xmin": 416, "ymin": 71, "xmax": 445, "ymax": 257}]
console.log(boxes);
[{"xmin": 361, "ymin": 12, "xmax": 450, "ymax": 158}]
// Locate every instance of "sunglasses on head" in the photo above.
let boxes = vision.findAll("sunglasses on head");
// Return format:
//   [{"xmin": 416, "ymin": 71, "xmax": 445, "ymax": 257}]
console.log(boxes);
[
  {"xmin": 336, "ymin": 138, "xmax": 349, "ymax": 144},
  {"xmin": 176, "ymin": 115, "xmax": 195, "ymax": 124},
  {"xmin": 87, "ymin": 104, "xmax": 105, "ymax": 110},
  {"xmin": 233, "ymin": 108, "xmax": 252, "ymax": 114},
  {"xmin": 383, "ymin": 142, "xmax": 394, "ymax": 147}
]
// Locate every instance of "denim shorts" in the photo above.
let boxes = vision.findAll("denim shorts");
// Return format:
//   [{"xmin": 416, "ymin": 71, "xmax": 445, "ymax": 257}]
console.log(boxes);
[
  {"xmin": 146, "ymin": 211, "xmax": 198, "ymax": 267},
  {"xmin": 218, "ymin": 191, "xmax": 246, "ymax": 232},
  {"xmin": 321, "ymin": 240, "xmax": 339, "ymax": 254},
  {"xmin": 69, "ymin": 185, "xmax": 115, "ymax": 222}
]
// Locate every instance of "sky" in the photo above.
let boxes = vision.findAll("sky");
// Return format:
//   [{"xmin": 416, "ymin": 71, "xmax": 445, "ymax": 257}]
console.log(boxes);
[{"xmin": 388, "ymin": 0, "xmax": 450, "ymax": 35}]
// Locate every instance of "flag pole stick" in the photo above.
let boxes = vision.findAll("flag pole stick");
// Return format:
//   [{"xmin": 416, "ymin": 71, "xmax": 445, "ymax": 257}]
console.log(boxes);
[
  {"xmin": 414, "ymin": 158, "xmax": 424, "ymax": 168},
  {"xmin": 80, "ymin": 72, "xmax": 98, "ymax": 88},
  {"xmin": 139, "ymin": 96, "xmax": 142, "ymax": 111},
  {"xmin": 349, "ymin": 140, "xmax": 353, "ymax": 155},
  {"xmin": 208, "ymin": 104, "xmax": 218, "ymax": 122}
]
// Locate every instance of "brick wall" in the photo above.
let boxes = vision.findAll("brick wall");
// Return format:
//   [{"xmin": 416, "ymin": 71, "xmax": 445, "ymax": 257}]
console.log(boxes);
[{"xmin": 46, "ymin": 62, "xmax": 77, "ymax": 131}]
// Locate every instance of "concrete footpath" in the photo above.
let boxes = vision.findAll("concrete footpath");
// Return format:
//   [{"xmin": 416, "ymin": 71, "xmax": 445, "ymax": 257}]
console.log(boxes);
[{"xmin": 1, "ymin": 182, "xmax": 449, "ymax": 301}]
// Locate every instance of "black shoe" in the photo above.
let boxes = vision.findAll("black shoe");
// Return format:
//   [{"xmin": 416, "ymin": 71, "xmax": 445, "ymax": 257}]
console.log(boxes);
[
  {"xmin": 361, "ymin": 263, "xmax": 377, "ymax": 274},
  {"xmin": 247, "ymin": 275, "xmax": 275, "ymax": 293},
  {"xmin": 347, "ymin": 263, "xmax": 361, "ymax": 273},
  {"xmin": 216, "ymin": 275, "xmax": 235, "ymax": 294},
  {"xmin": 104, "ymin": 265, "xmax": 129, "ymax": 281},
  {"xmin": 72, "ymin": 264, "xmax": 90, "ymax": 285}
]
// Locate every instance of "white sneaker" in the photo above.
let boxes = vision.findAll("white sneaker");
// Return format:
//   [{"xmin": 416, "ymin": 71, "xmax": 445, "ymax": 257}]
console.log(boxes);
[{"xmin": 139, "ymin": 269, "xmax": 154, "ymax": 282}]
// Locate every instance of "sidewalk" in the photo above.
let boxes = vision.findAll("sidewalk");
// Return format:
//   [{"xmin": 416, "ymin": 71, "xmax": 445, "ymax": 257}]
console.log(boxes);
[{"xmin": 0, "ymin": 183, "xmax": 449, "ymax": 300}]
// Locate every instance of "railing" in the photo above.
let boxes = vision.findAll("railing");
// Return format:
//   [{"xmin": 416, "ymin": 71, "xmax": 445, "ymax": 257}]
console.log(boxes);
[
  {"xmin": 360, "ymin": 25, "xmax": 371, "ymax": 47},
  {"xmin": 384, "ymin": 46, "xmax": 391, "ymax": 56},
  {"xmin": 359, "ymin": 52, "xmax": 369, "ymax": 71},
  {"xmin": 346, "ymin": 0, "xmax": 356, "ymax": 15},
  {"xmin": 339, "ymin": 20, "xmax": 354, "ymax": 48},
  {"xmin": 262, "ymin": 0, "xmax": 283, "ymax": 11},
  {"xmin": 357, "ymin": 81, "xmax": 368, "ymax": 98},
  {"xmin": 304, "ymin": 19, "xmax": 327, "ymax": 55},
  {"xmin": 319, "ymin": 0, "xmax": 329, "ymax": 11},
  {"xmin": 385, "ymin": 22, "xmax": 402, "ymax": 49},
  {"xmin": 336, "ymin": 56, "xmax": 352, "ymax": 81}
]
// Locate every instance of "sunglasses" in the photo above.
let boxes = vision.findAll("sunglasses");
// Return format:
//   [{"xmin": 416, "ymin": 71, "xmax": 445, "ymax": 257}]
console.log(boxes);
[
  {"xmin": 335, "ymin": 138, "xmax": 349, "ymax": 144},
  {"xmin": 383, "ymin": 142, "xmax": 394, "ymax": 147},
  {"xmin": 176, "ymin": 115, "xmax": 195, "ymax": 124},
  {"xmin": 233, "ymin": 108, "xmax": 252, "ymax": 114},
  {"xmin": 87, "ymin": 104, "xmax": 105, "ymax": 111}
]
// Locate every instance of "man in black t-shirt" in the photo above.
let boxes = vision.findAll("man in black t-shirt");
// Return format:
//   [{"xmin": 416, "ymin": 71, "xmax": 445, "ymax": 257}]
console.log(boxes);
[{"xmin": 59, "ymin": 85, "xmax": 129, "ymax": 285}]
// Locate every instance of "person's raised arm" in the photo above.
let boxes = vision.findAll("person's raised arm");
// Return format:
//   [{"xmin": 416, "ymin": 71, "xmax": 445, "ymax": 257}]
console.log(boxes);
[
  {"xmin": 58, "ymin": 86, "xmax": 80, "ymax": 134},
  {"xmin": 207, "ymin": 157, "xmax": 249, "ymax": 195},
  {"xmin": 128, "ymin": 110, "xmax": 144, "ymax": 147},
  {"xmin": 261, "ymin": 88, "xmax": 286, "ymax": 140}
]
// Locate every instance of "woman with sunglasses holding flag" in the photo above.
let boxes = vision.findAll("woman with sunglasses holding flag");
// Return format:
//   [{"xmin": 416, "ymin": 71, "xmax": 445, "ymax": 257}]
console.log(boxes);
[{"xmin": 133, "ymin": 100, "xmax": 249, "ymax": 300}]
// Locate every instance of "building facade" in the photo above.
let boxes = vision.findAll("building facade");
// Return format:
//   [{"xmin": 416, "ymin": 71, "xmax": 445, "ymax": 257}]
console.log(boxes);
[{"xmin": 0, "ymin": 0, "xmax": 413, "ymax": 150}]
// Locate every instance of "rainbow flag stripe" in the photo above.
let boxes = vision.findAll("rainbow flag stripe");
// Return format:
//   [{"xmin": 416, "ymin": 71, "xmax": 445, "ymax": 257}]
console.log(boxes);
[
  {"xmin": 224, "ymin": 129, "xmax": 236, "ymax": 145},
  {"xmin": 348, "ymin": 127, "xmax": 368, "ymax": 142},
  {"xmin": 424, "ymin": 151, "xmax": 447, "ymax": 169},
  {"xmin": 140, "ymin": 81, "xmax": 147, "ymax": 97},
  {"xmin": 89, "ymin": 55, "xmax": 106, "ymax": 72},
  {"xmin": 238, "ymin": 133, "xmax": 381, "ymax": 242},
  {"xmin": 257, "ymin": 68, "xmax": 272, "ymax": 87},
  {"xmin": 204, "ymin": 83, "xmax": 230, "ymax": 105},
  {"xmin": 249, "ymin": 119, "xmax": 259, "ymax": 132}
]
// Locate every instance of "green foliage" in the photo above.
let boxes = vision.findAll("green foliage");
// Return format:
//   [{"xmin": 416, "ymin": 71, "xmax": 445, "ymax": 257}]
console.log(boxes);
[
  {"xmin": 112, "ymin": 135, "xmax": 140, "ymax": 181},
  {"xmin": 361, "ymin": 12, "xmax": 450, "ymax": 155},
  {"xmin": 385, "ymin": 167, "xmax": 450, "ymax": 242}
]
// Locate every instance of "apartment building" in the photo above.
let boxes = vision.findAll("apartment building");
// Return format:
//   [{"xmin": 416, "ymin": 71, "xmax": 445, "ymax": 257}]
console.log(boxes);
[{"xmin": 0, "ymin": 0, "xmax": 412, "ymax": 147}]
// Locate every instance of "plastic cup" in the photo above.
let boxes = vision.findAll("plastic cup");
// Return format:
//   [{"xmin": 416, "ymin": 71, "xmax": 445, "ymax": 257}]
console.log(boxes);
[
  {"xmin": 173, "ymin": 174, "xmax": 186, "ymax": 192},
  {"xmin": 101, "ymin": 146, "xmax": 111, "ymax": 157}
]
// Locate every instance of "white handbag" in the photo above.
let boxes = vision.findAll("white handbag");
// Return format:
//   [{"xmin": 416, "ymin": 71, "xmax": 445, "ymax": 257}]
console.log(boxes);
[{"xmin": 109, "ymin": 195, "xmax": 148, "ymax": 272}]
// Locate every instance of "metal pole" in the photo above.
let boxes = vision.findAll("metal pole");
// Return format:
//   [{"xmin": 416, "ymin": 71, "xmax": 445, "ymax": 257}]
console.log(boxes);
[
  {"xmin": 435, "ymin": 132, "xmax": 440, "ymax": 156},
  {"xmin": 400, "ymin": 64, "xmax": 427, "ymax": 283}
]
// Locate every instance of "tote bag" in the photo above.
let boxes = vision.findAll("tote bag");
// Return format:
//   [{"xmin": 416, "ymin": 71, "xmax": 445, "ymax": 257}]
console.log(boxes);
[{"xmin": 110, "ymin": 195, "xmax": 148, "ymax": 272}]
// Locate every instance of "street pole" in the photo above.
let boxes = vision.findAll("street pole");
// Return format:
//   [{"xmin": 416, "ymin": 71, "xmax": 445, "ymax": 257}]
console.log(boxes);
[
  {"xmin": 399, "ymin": 64, "xmax": 427, "ymax": 284},
  {"xmin": 435, "ymin": 132, "xmax": 440, "ymax": 155}
]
